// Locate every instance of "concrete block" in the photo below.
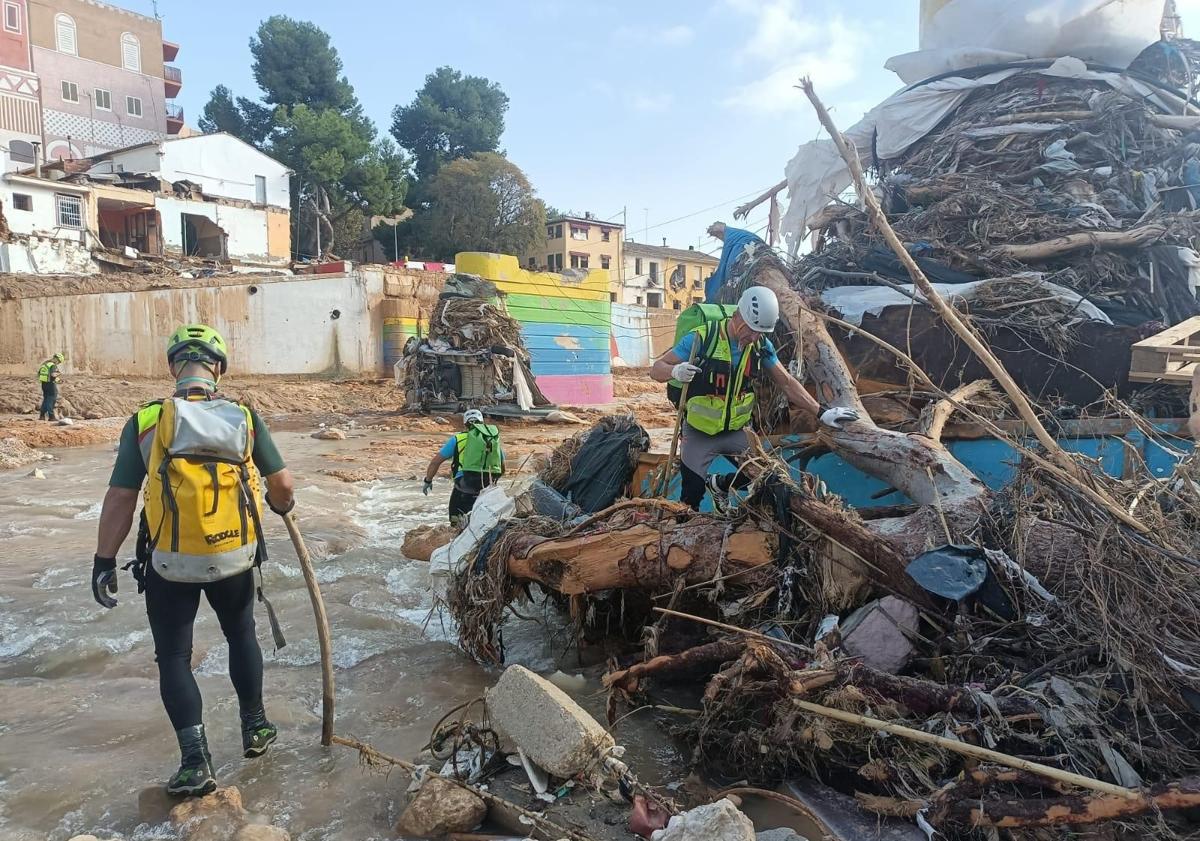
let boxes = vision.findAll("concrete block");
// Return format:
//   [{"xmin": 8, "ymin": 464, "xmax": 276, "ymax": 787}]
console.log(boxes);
[
  {"xmin": 485, "ymin": 664, "xmax": 614, "ymax": 778},
  {"xmin": 651, "ymin": 799, "xmax": 755, "ymax": 841}
]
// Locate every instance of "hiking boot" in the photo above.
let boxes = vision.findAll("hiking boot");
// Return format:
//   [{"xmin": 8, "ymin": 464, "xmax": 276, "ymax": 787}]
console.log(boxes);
[
  {"xmin": 240, "ymin": 706, "xmax": 278, "ymax": 758},
  {"xmin": 167, "ymin": 724, "xmax": 217, "ymax": 797},
  {"xmin": 706, "ymin": 474, "xmax": 731, "ymax": 514}
]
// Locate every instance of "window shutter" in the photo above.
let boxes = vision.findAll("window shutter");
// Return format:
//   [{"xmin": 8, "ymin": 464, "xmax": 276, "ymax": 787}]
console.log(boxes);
[
  {"xmin": 55, "ymin": 16, "xmax": 75, "ymax": 54},
  {"xmin": 121, "ymin": 35, "xmax": 140, "ymax": 71}
]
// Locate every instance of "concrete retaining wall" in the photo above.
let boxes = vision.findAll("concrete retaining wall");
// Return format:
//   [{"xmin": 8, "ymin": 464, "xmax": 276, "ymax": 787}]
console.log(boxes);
[{"xmin": 0, "ymin": 266, "xmax": 444, "ymax": 377}]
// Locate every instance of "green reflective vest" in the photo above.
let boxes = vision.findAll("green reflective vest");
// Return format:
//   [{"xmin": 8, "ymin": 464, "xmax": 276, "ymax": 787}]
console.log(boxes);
[
  {"xmin": 454, "ymin": 424, "xmax": 502, "ymax": 475},
  {"xmin": 684, "ymin": 319, "xmax": 762, "ymax": 436},
  {"xmin": 37, "ymin": 361, "xmax": 58, "ymax": 383}
]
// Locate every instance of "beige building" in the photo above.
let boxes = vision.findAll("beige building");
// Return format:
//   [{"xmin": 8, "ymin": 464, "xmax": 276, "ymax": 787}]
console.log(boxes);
[
  {"xmin": 622, "ymin": 241, "xmax": 718, "ymax": 310},
  {"xmin": 528, "ymin": 213, "xmax": 624, "ymax": 292}
]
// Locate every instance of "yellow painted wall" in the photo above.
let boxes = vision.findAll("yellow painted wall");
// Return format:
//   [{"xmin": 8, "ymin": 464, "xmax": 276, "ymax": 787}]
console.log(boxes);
[
  {"xmin": 527, "ymin": 218, "xmax": 623, "ymax": 287},
  {"xmin": 266, "ymin": 207, "xmax": 290, "ymax": 260},
  {"xmin": 457, "ymin": 252, "xmax": 610, "ymax": 301},
  {"xmin": 623, "ymin": 249, "xmax": 716, "ymax": 310}
]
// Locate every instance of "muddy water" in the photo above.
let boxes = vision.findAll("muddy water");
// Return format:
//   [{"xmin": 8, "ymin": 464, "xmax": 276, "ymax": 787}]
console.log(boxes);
[{"xmin": 0, "ymin": 430, "xmax": 676, "ymax": 840}]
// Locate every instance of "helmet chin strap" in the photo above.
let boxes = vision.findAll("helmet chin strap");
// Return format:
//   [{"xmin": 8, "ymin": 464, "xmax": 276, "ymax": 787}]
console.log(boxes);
[{"xmin": 172, "ymin": 359, "xmax": 221, "ymax": 391}]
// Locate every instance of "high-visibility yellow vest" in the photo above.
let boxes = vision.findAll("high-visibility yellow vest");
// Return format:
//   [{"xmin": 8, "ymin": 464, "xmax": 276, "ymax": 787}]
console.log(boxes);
[
  {"xmin": 37, "ymin": 361, "xmax": 57, "ymax": 383},
  {"xmin": 684, "ymin": 319, "xmax": 763, "ymax": 436}
]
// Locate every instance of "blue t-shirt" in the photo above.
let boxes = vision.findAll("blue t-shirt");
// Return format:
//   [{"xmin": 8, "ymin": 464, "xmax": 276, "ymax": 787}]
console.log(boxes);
[
  {"xmin": 672, "ymin": 330, "xmax": 778, "ymax": 371},
  {"xmin": 438, "ymin": 433, "xmax": 505, "ymax": 478}
]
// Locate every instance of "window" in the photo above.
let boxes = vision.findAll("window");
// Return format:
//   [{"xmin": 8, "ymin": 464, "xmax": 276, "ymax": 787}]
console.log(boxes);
[
  {"xmin": 649, "ymin": 261, "xmax": 659, "ymax": 282},
  {"xmin": 60, "ymin": 81, "xmax": 78, "ymax": 103},
  {"xmin": 570, "ymin": 253, "xmax": 589, "ymax": 269},
  {"xmin": 646, "ymin": 292, "xmax": 662, "ymax": 308},
  {"xmin": 600, "ymin": 254, "xmax": 611, "ymax": 270},
  {"xmin": 601, "ymin": 228, "xmax": 611, "ymax": 242},
  {"xmin": 120, "ymin": 33, "xmax": 141, "ymax": 72},
  {"xmin": 55, "ymin": 193, "xmax": 82, "ymax": 228},
  {"xmin": 609, "ymin": 292, "xmax": 617, "ymax": 302},
  {"xmin": 4, "ymin": 2, "xmax": 20, "ymax": 33},
  {"xmin": 636, "ymin": 295, "xmax": 644, "ymax": 305},
  {"xmin": 126, "ymin": 96, "xmax": 143, "ymax": 117},
  {"xmin": 547, "ymin": 253, "xmax": 562, "ymax": 271},
  {"xmin": 527, "ymin": 257, "xmax": 536, "ymax": 269},
  {"xmin": 635, "ymin": 257, "xmax": 643, "ymax": 275},
  {"xmin": 12, "ymin": 193, "xmax": 31, "ymax": 211},
  {"xmin": 546, "ymin": 223, "xmax": 562, "ymax": 239},
  {"xmin": 54, "ymin": 13, "xmax": 76, "ymax": 54},
  {"xmin": 673, "ymin": 300, "xmax": 682, "ymax": 311},
  {"xmin": 692, "ymin": 296, "xmax": 703, "ymax": 304},
  {"xmin": 255, "ymin": 175, "xmax": 266, "ymax": 204},
  {"xmin": 94, "ymin": 88, "xmax": 111, "ymax": 110},
  {"xmin": 570, "ymin": 224, "xmax": 587, "ymax": 241}
]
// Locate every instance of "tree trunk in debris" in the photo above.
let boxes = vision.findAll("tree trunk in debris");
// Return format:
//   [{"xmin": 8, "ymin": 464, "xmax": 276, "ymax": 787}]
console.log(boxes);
[
  {"xmin": 504, "ymin": 521, "xmax": 777, "ymax": 596},
  {"xmin": 603, "ymin": 639, "xmax": 746, "ymax": 692},
  {"xmin": 947, "ymin": 777, "xmax": 1200, "ymax": 828},
  {"xmin": 748, "ymin": 259, "xmax": 991, "ymax": 514}
]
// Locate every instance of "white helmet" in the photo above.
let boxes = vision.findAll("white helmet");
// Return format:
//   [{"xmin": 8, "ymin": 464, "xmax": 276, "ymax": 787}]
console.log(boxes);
[
  {"xmin": 738, "ymin": 286, "xmax": 780, "ymax": 333},
  {"xmin": 463, "ymin": 409, "xmax": 484, "ymax": 425}
]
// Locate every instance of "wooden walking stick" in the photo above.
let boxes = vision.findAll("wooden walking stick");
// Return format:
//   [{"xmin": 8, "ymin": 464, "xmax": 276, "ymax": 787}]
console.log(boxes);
[
  {"xmin": 658, "ymin": 341, "xmax": 700, "ymax": 498},
  {"xmin": 282, "ymin": 512, "xmax": 335, "ymax": 746}
]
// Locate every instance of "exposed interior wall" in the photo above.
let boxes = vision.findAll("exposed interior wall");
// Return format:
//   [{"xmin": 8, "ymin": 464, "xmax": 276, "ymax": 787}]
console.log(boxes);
[
  {"xmin": 0, "ymin": 270, "xmax": 391, "ymax": 376},
  {"xmin": 158, "ymin": 196, "xmax": 285, "ymax": 265},
  {"xmin": 266, "ymin": 206, "xmax": 290, "ymax": 260},
  {"xmin": 0, "ymin": 236, "xmax": 98, "ymax": 274}
]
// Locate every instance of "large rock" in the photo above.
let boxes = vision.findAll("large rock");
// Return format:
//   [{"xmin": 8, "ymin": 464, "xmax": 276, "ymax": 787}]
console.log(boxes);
[
  {"xmin": 311, "ymin": 428, "xmax": 347, "ymax": 440},
  {"xmin": 170, "ymin": 786, "xmax": 247, "ymax": 841},
  {"xmin": 402, "ymin": 523, "xmax": 458, "ymax": 562},
  {"xmin": 394, "ymin": 776, "xmax": 486, "ymax": 838},
  {"xmin": 486, "ymin": 664, "xmax": 614, "ymax": 778},
  {"xmin": 652, "ymin": 799, "xmax": 756, "ymax": 841}
]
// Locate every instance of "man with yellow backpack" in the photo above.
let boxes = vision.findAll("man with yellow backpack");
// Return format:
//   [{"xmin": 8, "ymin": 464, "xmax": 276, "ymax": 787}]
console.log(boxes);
[
  {"xmin": 651, "ymin": 286, "xmax": 859, "ymax": 510},
  {"xmin": 37, "ymin": 351, "xmax": 65, "ymax": 420},
  {"xmin": 91, "ymin": 324, "xmax": 295, "ymax": 797},
  {"xmin": 423, "ymin": 408, "xmax": 504, "ymax": 524}
]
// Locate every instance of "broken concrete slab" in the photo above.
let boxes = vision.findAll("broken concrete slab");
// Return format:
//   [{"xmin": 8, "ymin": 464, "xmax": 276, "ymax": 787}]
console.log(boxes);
[
  {"xmin": 394, "ymin": 776, "xmax": 486, "ymax": 838},
  {"xmin": 485, "ymin": 664, "xmax": 615, "ymax": 778},
  {"xmin": 841, "ymin": 595, "xmax": 919, "ymax": 674},
  {"xmin": 651, "ymin": 799, "xmax": 755, "ymax": 841}
]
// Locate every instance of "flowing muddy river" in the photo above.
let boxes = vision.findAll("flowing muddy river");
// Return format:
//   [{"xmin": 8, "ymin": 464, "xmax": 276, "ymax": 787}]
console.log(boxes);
[{"xmin": 0, "ymin": 430, "xmax": 682, "ymax": 840}]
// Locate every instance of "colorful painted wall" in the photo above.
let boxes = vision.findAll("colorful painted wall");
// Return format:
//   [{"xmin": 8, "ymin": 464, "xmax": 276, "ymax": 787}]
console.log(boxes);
[{"xmin": 456, "ymin": 252, "xmax": 613, "ymax": 405}]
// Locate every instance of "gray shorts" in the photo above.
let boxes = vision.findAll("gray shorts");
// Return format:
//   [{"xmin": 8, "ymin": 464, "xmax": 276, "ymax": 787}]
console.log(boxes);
[{"xmin": 680, "ymin": 427, "xmax": 749, "ymax": 477}]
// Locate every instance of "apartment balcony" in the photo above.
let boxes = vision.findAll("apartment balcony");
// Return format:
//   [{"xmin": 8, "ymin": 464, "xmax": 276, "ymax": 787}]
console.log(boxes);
[
  {"xmin": 162, "ymin": 40, "xmax": 180, "ymax": 63},
  {"xmin": 166, "ymin": 102, "xmax": 184, "ymax": 134},
  {"xmin": 163, "ymin": 64, "xmax": 182, "ymax": 97}
]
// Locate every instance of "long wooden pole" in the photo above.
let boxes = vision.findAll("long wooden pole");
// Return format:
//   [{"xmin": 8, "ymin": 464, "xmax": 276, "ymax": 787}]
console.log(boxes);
[
  {"xmin": 657, "ymin": 340, "xmax": 700, "ymax": 498},
  {"xmin": 792, "ymin": 699, "xmax": 1139, "ymax": 800},
  {"xmin": 652, "ymin": 606, "xmax": 812, "ymax": 652},
  {"xmin": 798, "ymin": 78, "xmax": 1148, "ymax": 535},
  {"xmin": 283, "ymin": 513, "xmax": 335, "ymax": 746}
]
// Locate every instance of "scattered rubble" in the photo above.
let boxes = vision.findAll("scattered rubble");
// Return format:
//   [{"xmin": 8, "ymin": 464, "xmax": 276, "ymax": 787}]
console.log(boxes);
[
  {"xmin": 0, "ymin": 436, "xmax": 48, "ymax": 470},
  {"xmin": 651, "ymin": 799, "xmax": 755, "ymax": 841}
]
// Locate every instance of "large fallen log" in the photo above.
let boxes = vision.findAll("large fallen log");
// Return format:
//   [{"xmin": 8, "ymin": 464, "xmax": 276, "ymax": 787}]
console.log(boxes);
[
  {"xmin": 504, "ymin": 520, "xmax": 777, "ymax": 595},
  {"xmin": 603, "ymin": 639, "xmax": 746, "ymax": 692},
  {"xmin": 948, "ymin": 776, "xmax": 1200, "ymax": 828}
]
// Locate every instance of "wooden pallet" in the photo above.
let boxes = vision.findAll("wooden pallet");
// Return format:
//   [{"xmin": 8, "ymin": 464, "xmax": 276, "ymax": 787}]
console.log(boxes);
[{"xmin": 1129, "ymin": 315, "xmax": 1200, "ymax": 383}]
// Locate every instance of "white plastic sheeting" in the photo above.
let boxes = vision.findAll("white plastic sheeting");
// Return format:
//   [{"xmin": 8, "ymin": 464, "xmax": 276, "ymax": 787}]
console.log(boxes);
[
  {"xmin": 781, "ymin": 58, "xmax": 1188, "ymax": 253},
  {"xmin": 429, "ymin": 483, "xmax": 517, "ymax": 582},
  {"xmin": 891, "ymin": 0, "xmax": 1165, "ymax": 84},
  {"xmin": 819, "ymin": 276, "xmax": 1113, "ymax": 326}
]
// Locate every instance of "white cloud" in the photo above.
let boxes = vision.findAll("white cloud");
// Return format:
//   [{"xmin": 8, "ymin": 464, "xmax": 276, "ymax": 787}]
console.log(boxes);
[
  {"xmin": 613, "ymin": 23, "xmax": 695, "ymax": 47},
  {"xmin": 631, "ymin": 92, "xmax": 674, "ymax": 112},
  {"xmin": 720, "ymin": 3, "xmax": 870, "ymax": 115}
]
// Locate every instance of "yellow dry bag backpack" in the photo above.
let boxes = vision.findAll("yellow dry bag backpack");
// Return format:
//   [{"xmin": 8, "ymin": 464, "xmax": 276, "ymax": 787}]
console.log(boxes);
[{"xmin": 143, "ymin": 397, "xmax": 263, "ymax": 583}]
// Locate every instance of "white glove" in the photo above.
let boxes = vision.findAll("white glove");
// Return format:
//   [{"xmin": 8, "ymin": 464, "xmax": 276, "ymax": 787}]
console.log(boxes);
[
  {"xmin": 819, "ymin": 406, "xmax": 860, "ymax": 428},
  {"xmin": 672, "ymin": 362, "xmax": 701, "ymax": 383}
]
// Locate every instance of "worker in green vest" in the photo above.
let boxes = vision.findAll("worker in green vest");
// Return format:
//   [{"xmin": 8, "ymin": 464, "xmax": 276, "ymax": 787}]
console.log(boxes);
[
  {"xmin": 650, "ymin": 286, "xmax": 859, "ymax": 510},
  {"xmin": 37, "ymin": 352, "xmax": 66, "ymax": 421},
  {"xmin": 423, "ymin": 409, "xmax": 505, "ymax": 523}
]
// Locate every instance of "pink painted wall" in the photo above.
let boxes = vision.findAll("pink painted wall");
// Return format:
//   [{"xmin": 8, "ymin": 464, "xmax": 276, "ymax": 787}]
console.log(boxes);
[
  {"xmin": 33, "ymin": 45, "xmax": 165, "ymax": 157},
  {"xmin": 535, "ymin": 374, "xmax": 614, "ymax": 406},
  {"xmin": 0, "ymin": 0, "xmax": 31, "ymax": 71}
]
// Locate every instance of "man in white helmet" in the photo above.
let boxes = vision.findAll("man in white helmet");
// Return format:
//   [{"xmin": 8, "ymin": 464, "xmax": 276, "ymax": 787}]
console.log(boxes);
[
  {"xmin": 422, "ymin": 408, "xmax": 505, "ymax": 523},
  {"xmin": 650, "ymin": 285, "xmax": 858, "ymax": 509}
]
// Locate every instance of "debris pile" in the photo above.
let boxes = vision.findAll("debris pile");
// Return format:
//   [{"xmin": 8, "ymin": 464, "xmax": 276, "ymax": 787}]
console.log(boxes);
[{"xmin": 400, "ymin": 273, "xmax": 552, "ymax": 412}]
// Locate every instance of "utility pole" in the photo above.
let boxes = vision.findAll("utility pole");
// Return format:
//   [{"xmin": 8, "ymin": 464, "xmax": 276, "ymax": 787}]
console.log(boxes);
[{"xmin": 643, "ymin": 207, "xmax": 648, "ymax": 244}]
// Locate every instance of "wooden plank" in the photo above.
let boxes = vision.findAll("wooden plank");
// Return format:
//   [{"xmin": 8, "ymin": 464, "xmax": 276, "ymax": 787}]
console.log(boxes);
[{"xmin": 1131, "ymin": 315, "xmax": 1200, "ymax": 349}]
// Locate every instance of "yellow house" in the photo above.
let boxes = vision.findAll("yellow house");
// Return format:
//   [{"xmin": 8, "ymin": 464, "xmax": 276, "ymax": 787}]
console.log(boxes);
[
  {"xmin": 527, "ymin": 213, "xmax": 624, "ymax": 296},
  {"xmin": 621, "ymin": 241, "xmax": 719, "ymax": 310}
]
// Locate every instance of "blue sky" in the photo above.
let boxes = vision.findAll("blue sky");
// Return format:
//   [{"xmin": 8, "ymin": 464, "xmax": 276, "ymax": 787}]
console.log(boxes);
[{"xmin": 128, "ymin": 0, "xmax": 914, "ymax": 257}]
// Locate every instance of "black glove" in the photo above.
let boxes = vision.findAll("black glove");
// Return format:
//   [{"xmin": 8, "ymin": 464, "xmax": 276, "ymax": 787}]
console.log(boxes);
[
  {"xmin": 92, "ymin": 555, "xmax": 118, "ymax": 609},
  {"xmin": 423, "ymin": 479, "xmax": 433, "ymax": 496},
  {"xmin": 265, "ymin": 494, "xmax": 295, "ymax": 517}
]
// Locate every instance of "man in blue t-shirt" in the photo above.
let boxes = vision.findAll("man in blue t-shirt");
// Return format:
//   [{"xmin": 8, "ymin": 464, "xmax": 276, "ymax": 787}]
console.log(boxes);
[
  {"xmin": 651, "ymin": 286, "xmax": 859, "ymax": 509},
  {"xmin": 423, "ymin": 409, "xmax": 505, "ymax": 523}
]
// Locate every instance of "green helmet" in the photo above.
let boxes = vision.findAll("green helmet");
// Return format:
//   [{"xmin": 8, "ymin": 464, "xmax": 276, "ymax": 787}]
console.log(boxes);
[
  {"xmin": 166, "ymin": 324, "xmax": 228, "ymax": 374},
  {"xmin": 52, "ymin": 352, "xmax": 65, "ymax": 362}
]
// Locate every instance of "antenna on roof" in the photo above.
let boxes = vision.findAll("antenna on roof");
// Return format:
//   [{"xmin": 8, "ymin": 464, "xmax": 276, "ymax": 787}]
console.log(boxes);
[{"xmin": 152, "ymin": 0, "xmax": 160, "ymax": 19}]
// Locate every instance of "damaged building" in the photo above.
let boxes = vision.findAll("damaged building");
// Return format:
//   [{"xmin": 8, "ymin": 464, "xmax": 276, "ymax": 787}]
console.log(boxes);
[{"xmin": 0, "ymin": 132, "xmax": 291, "ymax": 274}]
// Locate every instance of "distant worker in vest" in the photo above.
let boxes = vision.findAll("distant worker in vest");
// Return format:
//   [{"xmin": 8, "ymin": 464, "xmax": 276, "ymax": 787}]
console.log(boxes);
[
  {"xmin": 423, "ymin": 409, "xmax": 504, "ymax": 523},
  {"xmin": 91, "ymin": 324, "xmax": 295, "ymax": 798},
  {"xmin": 650, "ymin": 286, "xmax": 859, "ymax": 510},
  {"xmin": 37, "ymin": 352, "xmax": 66, "ymax": 421}
]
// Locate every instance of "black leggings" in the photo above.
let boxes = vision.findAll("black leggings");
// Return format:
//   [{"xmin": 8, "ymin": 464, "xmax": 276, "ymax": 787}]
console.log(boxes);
[
  {"xmin": 449, "ymin": 473, "xmax": 494, "ymax": 522},
  {"xmin": 145, "ymin": 565, "xmax": 263, "ymax": 730}
]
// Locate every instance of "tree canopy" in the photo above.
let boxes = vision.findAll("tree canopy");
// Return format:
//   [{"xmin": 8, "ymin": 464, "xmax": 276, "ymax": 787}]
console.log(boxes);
[
  {"xmin": 405, "ymin": 153, "xmax": 545, "ymax": 262},
  {"xmin": 391, "ymin": 67, "xmax": 509, "ymax": 181},
  {"xmin": 250, "ymin": 16, "xmax": 359, "ymax": 115}
]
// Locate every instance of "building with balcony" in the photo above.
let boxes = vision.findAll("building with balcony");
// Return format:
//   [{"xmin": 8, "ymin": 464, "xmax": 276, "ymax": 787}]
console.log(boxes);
[
  {"xmin": 28, "ymin": 0, "xmax": 179, "ymax": 159},
  {"xmin": 0, "ymin": 0, "xmax": 42, "ymax": 170},
  {"xmin": 621, "ymin": 240, "xmax": 718, "ymax": 310},
  {"xmin": 527, "ymin": 212, "xmax": 624, "ymax": 294}
]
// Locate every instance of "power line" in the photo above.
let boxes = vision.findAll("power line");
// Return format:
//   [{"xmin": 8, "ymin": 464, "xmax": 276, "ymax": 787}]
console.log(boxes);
[{"xmin": 631, "ymin": 187, "xmax": 774, "ymax": 238}]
